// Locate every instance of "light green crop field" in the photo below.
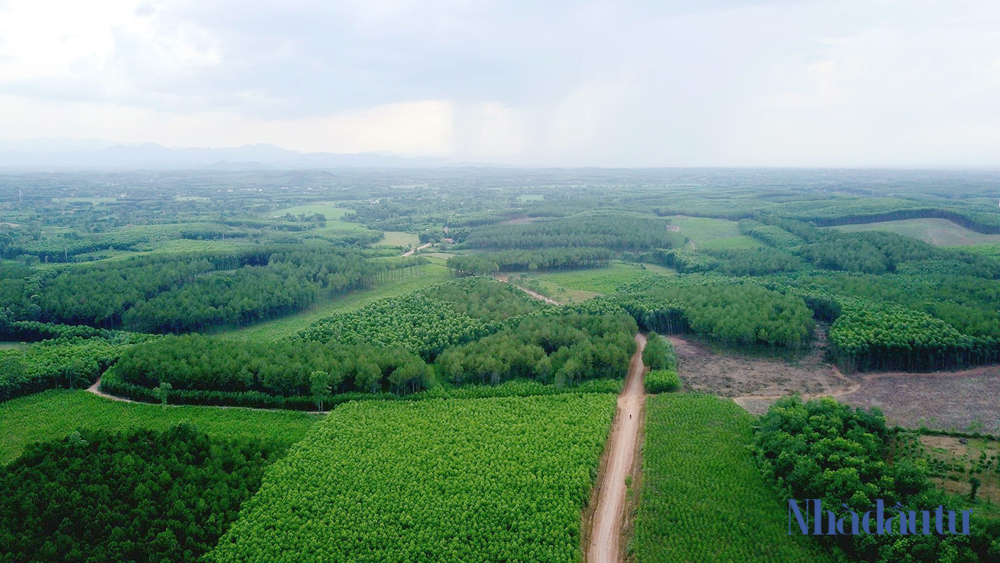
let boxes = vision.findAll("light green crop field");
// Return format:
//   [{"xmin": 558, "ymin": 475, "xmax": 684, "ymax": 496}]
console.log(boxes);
[
  {"xmin": 0, "ymin": 391, "xmax": 319, "ymax": 466},
  {"xmin": 697, "ymin": 235, "xmax": 766, "ymax": 251},
  {"xmin": 529, "ymin": 262, "xmax": 673, "ymax": 296},
  {"xmin": 0, "ymin": 342, "xmax": 25, "ymax": 350},
  {"xmin": 375, "ymin": 231, "xmax": 420, "ymax": 247},
  {"xmin": 518, "ymin": 194, "xmax": 545, "ymax": 202},
  {"xmin": 666, "ymin": 216, "xmax": 741, "ymax": 243},
  {"xmin": 224, "ymin": 263, "xmax": 452, "ymax": 341},
  {"xmin": 211, "ymin": 394, "xmax": 615, "ymax": 562},
  {"xmin": 631, "ymin": 395, "xmax": 832, "ymax": 563},
  {"xmin": 828, "ymin": 218, "xmax": 1000, "ymax": 246}
]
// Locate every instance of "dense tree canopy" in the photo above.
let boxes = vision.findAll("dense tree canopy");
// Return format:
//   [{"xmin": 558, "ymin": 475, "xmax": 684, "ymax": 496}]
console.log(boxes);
[
  {"xmin": 458, "ymin": 211, "xmax": 683, "ymax": 251},
  {"xmin": 0, "ymin": 424, "xmax": 281, "ymax": 563},
  {"xmin": 614, "ymin": 277, "xmax": 815, "ymax": 350}
]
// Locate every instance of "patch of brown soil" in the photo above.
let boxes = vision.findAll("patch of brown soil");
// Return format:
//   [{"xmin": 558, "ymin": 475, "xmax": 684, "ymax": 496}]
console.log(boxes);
[
  {"xmin": 839, "ymin": 368, "xmax": 1000, "ymax": 433},
  {"xmin": 671, "ymin": 326, "xmax": 847, "ymax": 400}
]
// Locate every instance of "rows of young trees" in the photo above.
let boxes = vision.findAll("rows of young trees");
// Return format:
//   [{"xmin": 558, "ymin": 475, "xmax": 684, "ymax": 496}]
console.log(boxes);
[
  {"xmin": 445, "ymin": 247, "xmax": 614, "ymax": 276},
  {"xmin": 435, "ymin": 307, "xmax": 637, "ymax": 387},
  {"xmin": 209, "ymin": 395, "xmax": 616, "ymax": 562},
  {"xmin": 418, "ymin": 277, "xmax": 545, "ymax": 322},
  {"xmin": 294, "ymin": 295, "xmax": 491, "ymax": 360},
  {"xmin": 826, "ymin": 300, "xmax": 995, "ymax": 372},
  {"xmin": 295, "ymin": 278, "xmax": 545, "ymax": 359},
  {"xmin": 614, "ymin": 277, "xmax": 815, "ymax": 350},
  {"xmin": 632, "ymin": 395, "xmax": 827, "ymax": 563},
  {"xmin": 110, "ymin": 335, "xmax": 432, "ymax": 409},
  {"xmin": 745, "ymin": 216, "xmax": 1000, "ymax": 278},
  {"xmin": 739, "ymin": 219, "xmax": 805, "ymax": 249},
  {"xmin": 753, "ymin": 397, "xmax": 1000, "ymax": 562},
  {"xmin": 0, "ymin": 247, "xmax": 424, "ymax": 333},
  {"xmin": 0, "ymin": 333, "xmax": 154, "ymax": 403},
  {"xmin": 771, "ymin": 197, "xmax": 1000, "ymax": 234},
  {"xmin": 653, "ymin": 246, "xmax": 804, "ymax": 276},
  {"xmin": 0, "ymin": 424, "xmax": 282, "ymax": 562},
  {"xmin": 781, "ymin": 272, "xmax": 1000, "ymax": 340},
  {"xmin": 458, "ymin": 211, "xmax": 683, "ymax": 251}
]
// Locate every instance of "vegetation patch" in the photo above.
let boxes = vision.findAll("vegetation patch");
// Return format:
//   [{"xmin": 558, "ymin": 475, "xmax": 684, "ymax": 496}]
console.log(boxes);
[
  {"xmin": 0, "ymin": 390, "xmax": 317, "ymax": 466},
  {"xmin": 210, "ymin": 394, "xmax": 615, "ymax": 562},
  {"xmin": 0, "ymin": 425, "xmax": 283, "ymax": 562},
  {"xmin": 632, "ymin": 394, "xmax": 829, "ymax": 562}
]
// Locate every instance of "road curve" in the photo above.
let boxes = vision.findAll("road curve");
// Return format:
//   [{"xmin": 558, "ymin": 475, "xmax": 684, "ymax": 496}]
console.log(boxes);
[
  {"xmin": 492, "ymin": 274, "xmax": 561, "ymax": 305},
  {"xmin": 400, "ymin": 242, "xmax": 432, "ymax": 257},
  {"xmin": 587, "ymin": 332, "xmax": 647, "ymax": 563}
]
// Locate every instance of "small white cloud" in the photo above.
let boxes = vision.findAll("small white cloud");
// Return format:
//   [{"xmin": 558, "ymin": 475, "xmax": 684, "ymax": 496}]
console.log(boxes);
[{"xmin": 134, "ymin": 2, "xmax": 156, "ymax": 17}]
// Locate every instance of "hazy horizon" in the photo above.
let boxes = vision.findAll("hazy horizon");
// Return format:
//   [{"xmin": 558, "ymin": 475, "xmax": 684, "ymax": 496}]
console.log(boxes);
[{"xmin": 2, "ymin": 1, "xmax": 999, "ymax": 168}]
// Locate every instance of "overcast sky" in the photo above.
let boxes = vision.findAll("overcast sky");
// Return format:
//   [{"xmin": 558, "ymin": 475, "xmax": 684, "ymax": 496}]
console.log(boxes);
[{"xmin": 0, "ymin": 0, "xmax": 998, "ymax": 167}]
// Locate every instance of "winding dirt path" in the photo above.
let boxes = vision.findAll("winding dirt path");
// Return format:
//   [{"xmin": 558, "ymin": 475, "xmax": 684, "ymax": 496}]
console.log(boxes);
[
  {"xmin": 400, "ymin": 242, "xmax": 432, "ymax": 257},
  {"xmin": 87, "ymin": 377, "xmax": 136, "ymax": 403},
  {"xmin": 86, "ymin": 377, "xmax": 323, "ymax": 414},
  {"xmin": 492, "ymin": 274, "xmax": 561, "ymax": 305},
  {"xmin": 587, "ymin": 332, "xmax": 647, "ymax": 563}
]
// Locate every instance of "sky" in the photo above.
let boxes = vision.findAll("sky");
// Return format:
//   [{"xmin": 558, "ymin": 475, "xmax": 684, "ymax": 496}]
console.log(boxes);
[{"xmin": 0, "ymin": 0, "xmax": 998, "ymax": 167}]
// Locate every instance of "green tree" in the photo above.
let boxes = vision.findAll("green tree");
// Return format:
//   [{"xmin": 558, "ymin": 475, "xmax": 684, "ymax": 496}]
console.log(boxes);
[
  {"xmin": 152, "ymin": 382, "xmax": 172, "ymax": 408},
  {"xmin": 310, "ymin": 370, "xmax": 331, "ymax": 412}
]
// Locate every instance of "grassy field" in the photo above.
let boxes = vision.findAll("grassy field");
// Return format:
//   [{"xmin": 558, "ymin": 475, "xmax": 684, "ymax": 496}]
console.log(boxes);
[
  {"xmin": 0, "ymin": 342, "xmax": 24, "ymax": 350},
  {"xmin": 0, "ymin": 391, "xmax": 319, "ymax": 466},
  {"xmin": 224, "ymin": 263, "xmax": 452, "ymax": 341},
  {"xmin": 270, "ymin": 202, "xmax": 371, "ymax": 232},
  {"xmin": 697, "ymin": 235, "xmax": 765, "ymax": 251},
  {"xmin": 828, "ymin": 218, "xmax": 1000, "ymax": 246},
  {"xmin": 271, "ymin": 202, "xmax": 349, "ymax": 218},
  {"xmin": 631, "ymin": 394, "xmax": 831, "ymax": 563},
  {"xmin": 666, "ymin": 216, "xmax": 741, "ymax": 244},
  {"xmin": 527, "ymin": 262, "xmax": 673, "ymax": 298},
  {"xmin": 211, "ymin": 394, "xmax": 615, "ymax": 562},
  {"xmin": 375, "ymin": 231, "xmax": 420, "ymax": 248}
]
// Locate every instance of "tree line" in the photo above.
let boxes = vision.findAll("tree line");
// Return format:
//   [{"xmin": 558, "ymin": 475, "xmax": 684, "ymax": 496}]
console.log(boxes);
[
  {"xmin": 614, "ymin": 276, "xmax": 815, "ymax": 350},
  {"xmin": 446, "ymin": 247, "xmax": 614, "ymax": 276},
  {"xmin": 457, "ymin": 211, "xmax": 684, "ymax": 251},
  {"xmin": 0, "ymin": 247, "xmax": 425, "ymax": 333}
]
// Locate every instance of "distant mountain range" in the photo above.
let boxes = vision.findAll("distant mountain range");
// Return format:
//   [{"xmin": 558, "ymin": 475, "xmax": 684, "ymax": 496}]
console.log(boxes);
[{"xmin": 0, "ymin": 140, "xmax": 462, "ymax": 170}]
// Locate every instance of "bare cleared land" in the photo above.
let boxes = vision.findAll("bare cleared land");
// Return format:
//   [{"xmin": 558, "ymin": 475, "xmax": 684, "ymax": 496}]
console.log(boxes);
[
  {"xmin": 840, "ymin": 367, "xmax": 1000, "ymax": 433},
  {"xmin": 670, "ymin": 328, "xmax": 847, "ymax": 399}
]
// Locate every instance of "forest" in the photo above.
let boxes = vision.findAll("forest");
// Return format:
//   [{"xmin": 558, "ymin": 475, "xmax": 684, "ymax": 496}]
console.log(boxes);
[
  {"xmin": 0, "ymin": 424, "xmax": 283, "ymax": 563},
  {"xmin": 4, "ymin": 168, "xmax": 1000, "ymax": 562}
]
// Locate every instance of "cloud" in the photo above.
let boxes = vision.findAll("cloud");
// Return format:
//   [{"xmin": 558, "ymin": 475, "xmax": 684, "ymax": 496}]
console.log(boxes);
[{"xmin": 0, "ymin": 0, "xmax": 999, "ymax": 166}]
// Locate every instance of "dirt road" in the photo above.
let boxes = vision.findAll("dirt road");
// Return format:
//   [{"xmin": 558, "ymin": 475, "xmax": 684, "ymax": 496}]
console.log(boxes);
[
  {"xmin": 87, "ymin": 377, "xmax": 135, "ymax": 403},
  {"xmin": 587, "ymin": 332, "xmax": 647, "ymax": 563},
  {"xmin": 400, "ymin": 243, "xmax": 431, "ymax": 257},
  {"xmin": 86, "ymin": 377, "xmax": 322, "ymax": 414},
  {"xmin": 493, "ymin": 274, "xmax": 561, "ymax": 305}
]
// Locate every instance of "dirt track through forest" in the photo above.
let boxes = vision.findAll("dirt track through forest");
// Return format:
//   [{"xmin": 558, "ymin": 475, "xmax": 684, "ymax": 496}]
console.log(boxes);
[
  {"xmin": 587, "ymin": 333, "xmax": 646, "ymax": 563},
  {"xmin": 400, "ymin": 242, "xmax": 432, "ymax": 257},
  {"xmin": 87, "ymin": 378, "xmax": 136, "ymax": 403},
  {"xmin": 493, "ymin": 274, "xmax": 561, "ymax": 305},
  {"xmin": 86, "ymin": 378, "xmax": 322, "ymax": 414}
]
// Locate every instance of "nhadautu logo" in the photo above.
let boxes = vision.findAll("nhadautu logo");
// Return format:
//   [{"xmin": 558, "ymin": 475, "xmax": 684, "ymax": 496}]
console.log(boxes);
[{"xmin": 788, "ymin": 499, "xmax": 973, "ymax": 536}]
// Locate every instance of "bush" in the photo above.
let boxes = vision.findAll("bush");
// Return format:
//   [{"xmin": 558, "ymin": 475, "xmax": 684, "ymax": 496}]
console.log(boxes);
[{"xmin": 644, "ymin": 369, "xmax": 681, "ymax": 393}]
